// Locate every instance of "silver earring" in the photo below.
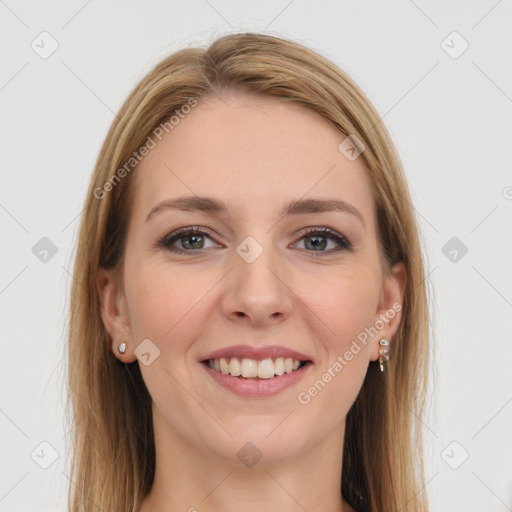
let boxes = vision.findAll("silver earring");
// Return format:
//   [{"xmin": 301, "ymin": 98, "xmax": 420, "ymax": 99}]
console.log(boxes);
[
  {"xmin": 118, "ymin": 342, "xmax": 126, "ymax": 354},
  {"xmin": 379, "ymin": 338, "xmax": 390, "ymax": 372}
]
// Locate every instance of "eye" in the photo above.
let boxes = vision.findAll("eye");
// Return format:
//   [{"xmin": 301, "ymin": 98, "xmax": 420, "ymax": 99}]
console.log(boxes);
[
  {"xmin": 154, "ymin": 225, "xmax": 352, "ymax": 256},
  {"xmin": 155, "ymin": 226, "xmax": 220, "ymax": 254},
  {"xmin": 294, "ymin": 227, "xmax": 352, "ymax": 254}
]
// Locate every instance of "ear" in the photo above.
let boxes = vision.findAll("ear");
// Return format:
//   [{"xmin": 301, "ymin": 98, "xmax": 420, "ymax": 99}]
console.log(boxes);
[
  {"xmin": 97, "ymin": 266, "xmax": 135, "ymax": 362},
  {"xmin": 370, "ymin": 261, "xmax": 407, "ymax": 362}
]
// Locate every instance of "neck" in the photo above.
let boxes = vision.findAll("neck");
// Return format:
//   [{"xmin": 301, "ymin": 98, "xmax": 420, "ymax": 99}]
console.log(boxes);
[{"xmin": 140, "ymin": 407, "xmax": 351, "ymax": 512}]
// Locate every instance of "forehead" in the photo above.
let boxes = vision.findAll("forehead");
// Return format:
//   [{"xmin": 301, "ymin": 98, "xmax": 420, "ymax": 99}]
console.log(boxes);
[{"xmin": 132, "ymin": 94, "xmax": 376, "ymax": 226}]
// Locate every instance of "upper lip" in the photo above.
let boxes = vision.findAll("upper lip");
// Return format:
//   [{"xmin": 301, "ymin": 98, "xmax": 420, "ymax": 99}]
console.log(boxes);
[{"xmin": 200, "ymin": 345, "xmax": 312, "ymax": 362}]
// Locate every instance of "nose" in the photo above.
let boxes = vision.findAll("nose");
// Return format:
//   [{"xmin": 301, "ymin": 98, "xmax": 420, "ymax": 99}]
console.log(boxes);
[{"xmin": 221, "ymin": 242, "xmax": 294, "ymax": 326}]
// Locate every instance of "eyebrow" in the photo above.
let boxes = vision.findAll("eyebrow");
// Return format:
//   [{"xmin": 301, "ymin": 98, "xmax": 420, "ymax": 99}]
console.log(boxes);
[{"xmin": 146, "ymin": 196, "xmax": 365, "ymax": 227}]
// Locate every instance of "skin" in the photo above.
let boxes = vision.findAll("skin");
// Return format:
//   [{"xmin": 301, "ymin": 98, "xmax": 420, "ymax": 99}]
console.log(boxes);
[{"xmin": 98, "ymin": 92, "xmax": 406, "ymax": 512}]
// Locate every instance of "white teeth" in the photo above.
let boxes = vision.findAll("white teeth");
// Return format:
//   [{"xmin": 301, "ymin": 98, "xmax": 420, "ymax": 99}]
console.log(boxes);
[
  {"xmin": 229, "ymin": 358, "xmax": 241, "ymax": 376},
  {"xmin": 241, "ymin": 358, "xmax": 258, "ymax": 378},
  {"xmin": 257, "ymin": 359, "xmax": 275, "ymax": 379},
  {"xmin": 207, "ymin": 356, "xmax": 305, "ymax": 378},
  {"xmin": 220, "ymin": 357, "xmax": 230, "ymax": 375},
  {"xmin": 274, "ymin": 357, "xmax": 284, "ymax": 376}
]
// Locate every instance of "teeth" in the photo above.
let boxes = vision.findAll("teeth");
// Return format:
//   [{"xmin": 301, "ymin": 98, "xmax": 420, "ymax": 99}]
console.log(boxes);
[
  {"xmin": 258, "ymin": 359, "xmax": 274, "ymax": 379},
  {"xmin": 220, "ymin": 357, "xmax": 229, "ymax": 374},
  {"xmin": 240, "ymin": 358, "xmax": 258, "ymax": 378},
  {"xmin": 274, "ymin": 357, "xmax": 284, "ymax": 375},
  {"xmin": 229, "ymin": 358, "xmax": 241, "ymax": 376},
  {"xmin": 208, "ymin": 356, "xmax": 304, "ymax": 378}
]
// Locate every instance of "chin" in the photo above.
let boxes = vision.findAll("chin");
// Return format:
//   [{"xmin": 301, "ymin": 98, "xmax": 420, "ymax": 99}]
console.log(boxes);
[{"xmin": 200, "ymin": 419, "xmax": 308, "ymax": 468}]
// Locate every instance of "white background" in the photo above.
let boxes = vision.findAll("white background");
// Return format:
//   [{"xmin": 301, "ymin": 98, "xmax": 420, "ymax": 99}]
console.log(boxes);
[{"xmin": 1, "ymin": 1, "xmax": 511, "ymax": 511}]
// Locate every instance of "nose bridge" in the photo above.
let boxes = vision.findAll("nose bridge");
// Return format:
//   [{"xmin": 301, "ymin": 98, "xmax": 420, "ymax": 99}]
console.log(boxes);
[{"xmin": 223, "ymin": 233, "xmax": 293, "ymax": 323}]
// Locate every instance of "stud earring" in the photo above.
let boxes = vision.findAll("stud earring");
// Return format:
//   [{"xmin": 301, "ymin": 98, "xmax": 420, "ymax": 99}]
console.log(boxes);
[
  {"xmin": 118, "ymin": 342, "xmax": 126, "ymax": 354},
  {"xmin": 378, "ymin": 337, "xmax": 390, "ymax": 372}
]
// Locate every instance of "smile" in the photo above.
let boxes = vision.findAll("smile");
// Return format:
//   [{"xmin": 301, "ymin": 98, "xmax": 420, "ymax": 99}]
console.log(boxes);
[
  {"xmin": 201, "ymin": 358, "xmax": 313, "ymax": 398},
  {"xmin": 207, "ymin": 356, "xmax": 306, "ymax": 379}
]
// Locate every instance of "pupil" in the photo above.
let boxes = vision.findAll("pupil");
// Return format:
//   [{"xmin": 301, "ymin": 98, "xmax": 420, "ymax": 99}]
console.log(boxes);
[
  {"xmin": 306, "ymin": 235, "xmax": 326, "ymax": 250},
  {"xmin": 183, "ymin": 234, "xmax": 203, "ymax": 249}
]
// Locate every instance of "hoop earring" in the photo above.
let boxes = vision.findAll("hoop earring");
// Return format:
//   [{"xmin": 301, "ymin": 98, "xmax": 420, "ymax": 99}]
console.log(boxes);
[
  {"xmin": 118, "ymin": 342, "xmax": 126, "ymax": 354},
  {"xmin": 379, "ymin": 337, "xmax": 390, "ymax": 372}
]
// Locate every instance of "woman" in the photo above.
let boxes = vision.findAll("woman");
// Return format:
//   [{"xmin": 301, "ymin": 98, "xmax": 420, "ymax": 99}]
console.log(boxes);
[{"xmin": 66, "ymin": 32, "xmax": 431, "ymax": 511}]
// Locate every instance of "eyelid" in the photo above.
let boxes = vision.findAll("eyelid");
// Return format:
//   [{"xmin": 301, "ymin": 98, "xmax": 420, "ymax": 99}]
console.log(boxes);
[
  {"xmin": 292, "ymin": 226, "xmax": 352, "ymax": 251},
  {"xmin": 155, "ymin": 225, "xmax": 352, "ymax": 254},
  {"xmin": 155, "ymin": 225, "xmax": 222, "ymax": 251}
]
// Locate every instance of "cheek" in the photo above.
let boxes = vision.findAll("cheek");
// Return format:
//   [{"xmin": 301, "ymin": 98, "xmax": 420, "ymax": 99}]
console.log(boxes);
[
  {"xmin": 124, "ymin": 261, "xmax": 212, "ymax": 406},
  {"xmin": 124, "ymin": 259, "xmax": 202, "ymax": 342},
  {"xmin": 124, "ymin": 259, "xmax": 228, "ymax": 363},
  {"xmin": 299, "ymin": 263, "xmax": 381, "ymax": 349},
  {"xmin": 294, "ymin": 269, "xmax": 378, "ymax": 423}
]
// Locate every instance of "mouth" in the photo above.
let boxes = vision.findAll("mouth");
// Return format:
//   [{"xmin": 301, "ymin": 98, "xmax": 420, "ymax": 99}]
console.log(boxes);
[
  {"xmin": 202, "ymin": 357, "xmax": 311, "ymax": 380},
  {"xmin": 200, "ymin": 356, "xmax": 313, "ymax": 398}
]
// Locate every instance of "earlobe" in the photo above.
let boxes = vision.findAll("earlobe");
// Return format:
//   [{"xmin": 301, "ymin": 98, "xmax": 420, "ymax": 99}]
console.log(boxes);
[{"xmin": 97, "ymin": 267, "xmax": 133, "ymax": 359}]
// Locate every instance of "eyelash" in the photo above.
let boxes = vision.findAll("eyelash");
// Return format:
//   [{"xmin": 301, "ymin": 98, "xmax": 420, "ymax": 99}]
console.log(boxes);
[{"xmin": 154, "ymin": 225, "xmax": 352, "ymax": 256}]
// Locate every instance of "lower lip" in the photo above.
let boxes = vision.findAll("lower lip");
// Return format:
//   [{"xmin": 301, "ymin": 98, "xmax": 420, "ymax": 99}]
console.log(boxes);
[{"xmin": 201, "ymin": 362, "xmax": 313, "ymax": 398}]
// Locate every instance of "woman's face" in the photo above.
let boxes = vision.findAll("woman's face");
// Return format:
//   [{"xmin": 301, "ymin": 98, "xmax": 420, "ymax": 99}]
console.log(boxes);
[{"xmin": 99, "ymin": 93, "xmax": 405, "ymax": 467}]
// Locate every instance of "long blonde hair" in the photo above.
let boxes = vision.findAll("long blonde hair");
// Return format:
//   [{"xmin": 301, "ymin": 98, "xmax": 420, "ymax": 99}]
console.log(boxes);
[{"xmin": 66, "ymin": 32, "xmax": 431, "ymax": 511}]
